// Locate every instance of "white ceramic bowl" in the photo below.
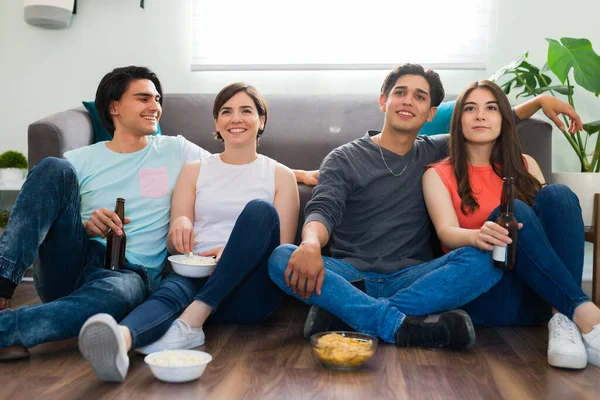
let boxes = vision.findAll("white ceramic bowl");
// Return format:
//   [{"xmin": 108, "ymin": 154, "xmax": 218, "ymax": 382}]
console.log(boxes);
[
  {"xmin": 168, "ymin": 255, "xmax": 216, "ymax": 278},
  {"xmin": 144, "ymin": 350, "xmax": 212, "ymax": 383}
]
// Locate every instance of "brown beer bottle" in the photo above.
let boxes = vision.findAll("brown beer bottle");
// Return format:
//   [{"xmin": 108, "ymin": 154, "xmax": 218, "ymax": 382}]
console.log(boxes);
[
  {"xmin": 493, "ymin": 177, "xmax": 518, "ymax": 270},
  {"xmin": 104, "ymin": 198, "xmax": 126, "ymax": 270}
]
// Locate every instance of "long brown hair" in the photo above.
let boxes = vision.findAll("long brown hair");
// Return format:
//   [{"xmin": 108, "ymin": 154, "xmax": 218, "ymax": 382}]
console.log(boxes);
[{"xmin": 449, "ymin": 80, "xmax": 541, "ymax": 214}]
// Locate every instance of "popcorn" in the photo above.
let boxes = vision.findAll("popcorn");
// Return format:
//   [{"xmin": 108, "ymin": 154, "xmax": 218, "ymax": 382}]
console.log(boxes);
[
  {"xmin": 184, "ymin": 257, "xmax": 215, "ymax": 265},
  {"xmin": 147, "ymin": 351, "xmax": 206, "ymax": 367}
]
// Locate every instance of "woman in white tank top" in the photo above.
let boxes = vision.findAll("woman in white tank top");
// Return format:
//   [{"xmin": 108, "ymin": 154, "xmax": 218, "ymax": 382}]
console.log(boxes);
[{"xmin": 91, "ymin": 83, "xmax": 300, "ymax": 358}]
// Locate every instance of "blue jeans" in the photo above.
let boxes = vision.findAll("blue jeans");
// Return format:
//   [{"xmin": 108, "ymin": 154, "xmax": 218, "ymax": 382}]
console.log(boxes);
[
  {"xmin": 0, "ymin": 158, "xmax": 150, "ymax": 349},
  {"xmin": 268, "ymin": 244, "xmax": 503, "ymax": 343},
  {"xmin": 121, "ymin": 199, "xmax": 283, "ymax": 350},
  {"xmin": 462, "ymin": 184, "xmax": 589, "ymax": 326}
]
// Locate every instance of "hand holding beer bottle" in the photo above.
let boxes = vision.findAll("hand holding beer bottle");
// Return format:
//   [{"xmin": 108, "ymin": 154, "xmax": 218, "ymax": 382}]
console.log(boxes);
[
  {"xmin": 492, "ymin": 178, "xmax": 518, "ymax": 270},
  {"xmin": 105, "ymin": 198, "xmax": 126, "ymax": 270}
]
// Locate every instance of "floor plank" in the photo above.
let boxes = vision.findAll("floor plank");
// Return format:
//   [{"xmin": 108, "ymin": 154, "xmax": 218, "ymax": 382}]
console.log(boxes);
[{"xmin": 1, "ymin": 282, "xmax": 600, "ymax": 399}]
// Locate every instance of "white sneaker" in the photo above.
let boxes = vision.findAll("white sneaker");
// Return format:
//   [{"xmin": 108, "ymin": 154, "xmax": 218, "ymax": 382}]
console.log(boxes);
[
  {"xmin": 582, "ymin": 323, "xmax": 600, "ymax": 367},
  {"xmin": 547, "ymin": 313, "xmax": 587, "ymax": 369},
  {"xmin": 136, "ymin": 319, "xmax": 205, "ymax": 355},
  {"xmin": 79, "ymin": 313, "xmax": 129, "ymax": 382}
]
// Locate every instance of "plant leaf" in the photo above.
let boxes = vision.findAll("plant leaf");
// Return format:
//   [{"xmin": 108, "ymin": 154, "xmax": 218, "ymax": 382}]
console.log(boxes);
[
  {"xmin": 538, "ymin": 73, "xmax": 553, "ymax": 86},
  {"xmin": 516, "ymin": 91, "xmax": 534, "ymax": 98},
  {"xmin": 546, "ymin": 37, "xmax": 600, "ymax": 96},
  {"xmin": 501, "ymin": 79, "xmax": 516, "ymax": 95},
  {"xmin": 520, "ymin": 61, "xmax": 540, "ymax": 74},
  {"xmin": 583, "ymin": 120, "xmax": 600, "ymax": 134},
  {"xmin": 541, "ymin": 63, "xmax": 550, "ymax": 73},
  {"xmin": 530, "ymin": 85, "xmax": 573, "ymax": 96},
  {"xmin": 489, "ymin": 51, "xmax": 528, "ymax": 81},
  {"xmin": 525, "ymin": 74, "xmax": 537, "ymax": 89}
]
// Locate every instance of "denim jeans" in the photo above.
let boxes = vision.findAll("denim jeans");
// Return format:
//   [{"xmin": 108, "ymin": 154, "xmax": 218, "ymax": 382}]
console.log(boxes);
[
  {"xmin": 462, "ymin": 184, "xmax": 589, "ymax": 326},
  {"xmin": 121, "ymin": 199, "xmax": 283, "ymax": 350},
  {"xmin": 268, "ymin": 244, "xmax": 503, "ymax": 343},
  {"xmin": 0, "ymin": 158, "xmax": 150, "ymax": 349}
]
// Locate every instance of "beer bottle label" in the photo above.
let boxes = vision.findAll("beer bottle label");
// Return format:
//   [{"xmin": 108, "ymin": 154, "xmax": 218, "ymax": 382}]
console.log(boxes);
[{"xmin": 492, "ymin": 245, "xmax": 506, "ymax": 262}]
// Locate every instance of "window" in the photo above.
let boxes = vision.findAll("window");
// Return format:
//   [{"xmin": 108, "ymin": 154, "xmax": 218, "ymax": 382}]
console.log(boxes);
[{"xmin": 192, "ymin": 0, "xmax": 492, "ymax": 71}]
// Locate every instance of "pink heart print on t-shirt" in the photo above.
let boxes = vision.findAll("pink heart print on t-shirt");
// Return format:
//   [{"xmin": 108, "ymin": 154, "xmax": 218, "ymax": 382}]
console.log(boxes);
[{"xmin": 139, "ymin": 168, "xmax": 169, "ymax": 198}]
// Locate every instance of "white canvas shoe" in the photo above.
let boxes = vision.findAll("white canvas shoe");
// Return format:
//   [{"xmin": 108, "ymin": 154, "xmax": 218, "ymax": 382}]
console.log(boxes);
[
  {"xmin": 547, "ymin": 313, "xmax": 587, "ymax": 369},
  {"xmin": 582, "ymin": 323, "xmax": 600, "ymax": 367},
  {"xmin": 79, "ymin": 313, "xmax": 129, "ymax": 382},
  {"xmin": 136, "ymin": 319, "xmax": 205, "ymax": 355}
]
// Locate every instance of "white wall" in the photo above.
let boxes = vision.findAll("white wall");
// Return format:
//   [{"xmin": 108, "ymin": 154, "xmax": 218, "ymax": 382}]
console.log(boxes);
[
  {"xmin": 2, "ymin": 0, "xmax": 600, "ymax": 167},
  {"xmin": 0, "ymin": 0, "xmax": 598, "ymax": 277}
]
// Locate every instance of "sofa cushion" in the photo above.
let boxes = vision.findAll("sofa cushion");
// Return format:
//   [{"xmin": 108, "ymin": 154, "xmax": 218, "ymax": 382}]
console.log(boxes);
[
  {"xmin": 82, "ymin": 101, "xmax": 162, "ymax": 143},
  {"xmin": 419, "ymin": 100, "xmax": 456, "ymax": 136}
]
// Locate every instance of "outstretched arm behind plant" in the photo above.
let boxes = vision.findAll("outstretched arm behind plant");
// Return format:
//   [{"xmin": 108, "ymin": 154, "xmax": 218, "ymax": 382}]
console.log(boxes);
[
  {"xmin": 514, "ymin": 94, "xmax": 582, "ymax": 133},
  {"xmin": 491, "ymin": 38, "xmax": 600, "ymax": 172},
  {"xmin": 514, "ymin": 95, "xmax": 585, "ymax": 163}
]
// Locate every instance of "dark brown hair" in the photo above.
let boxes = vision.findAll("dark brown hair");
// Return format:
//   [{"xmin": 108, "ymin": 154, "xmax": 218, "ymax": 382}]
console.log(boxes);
[
  {"xmin": 380, "ymin": 63, "xmax": 445, "ymax": 107},
  {"xmin": 212, "ymin": 83, "xmax": 268, "ymax": 141},
  {"xmin": 449, "ymin": 80, "xmax": 542, "ymax": 214},
  {"xmin": 95, "ymin": 66, "xmax": 163, "ymax": 137}
]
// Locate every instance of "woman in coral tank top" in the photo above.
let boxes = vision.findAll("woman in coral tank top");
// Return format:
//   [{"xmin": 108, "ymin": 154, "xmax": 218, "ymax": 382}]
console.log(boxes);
[{"xmin": 423, "ymin": 80, "xmax": 600, "ymax": 370}]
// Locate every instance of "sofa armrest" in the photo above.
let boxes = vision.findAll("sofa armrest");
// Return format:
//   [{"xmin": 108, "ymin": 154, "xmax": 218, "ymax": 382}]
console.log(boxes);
[
  {"xmin": 27, "ymin": 107, "xmax": 94, "ymax": 169},
  {"xmin": 516, "ymin": 116, "xmax": 553, "ymax": 180}
]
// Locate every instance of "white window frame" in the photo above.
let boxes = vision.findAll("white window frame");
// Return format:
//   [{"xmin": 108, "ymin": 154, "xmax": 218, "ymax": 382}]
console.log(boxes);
[{"xmin": 191, "ymin": 0, "xmax": 493, "ymax": 71}]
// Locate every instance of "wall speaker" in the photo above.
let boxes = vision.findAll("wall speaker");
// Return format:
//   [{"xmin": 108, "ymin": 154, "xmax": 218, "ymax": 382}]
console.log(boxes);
[{"xmin": 24, "ymin": 0, "xmax": 75, "ymax": 29}]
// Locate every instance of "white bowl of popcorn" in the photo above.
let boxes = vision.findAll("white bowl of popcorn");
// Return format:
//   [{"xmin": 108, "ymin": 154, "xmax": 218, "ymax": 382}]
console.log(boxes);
[
  {"xmin": 168, "ymin": 254, "xmax": 216, "ymax": 278},
  {"xmin": 144, "ymin": 350, "xmax": 213, "ymax": 383}
]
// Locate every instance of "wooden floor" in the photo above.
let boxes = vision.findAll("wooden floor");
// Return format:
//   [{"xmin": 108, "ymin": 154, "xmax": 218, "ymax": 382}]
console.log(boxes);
[{"xmin": 1, "ymin": 283, "xmax": 600, "ymax": 400}]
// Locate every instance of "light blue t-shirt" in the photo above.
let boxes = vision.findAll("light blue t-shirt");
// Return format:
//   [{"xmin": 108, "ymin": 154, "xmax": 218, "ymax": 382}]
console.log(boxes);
[{"xmin": 64, "ymin": 135, "xmax": 209, "ymax": 289}]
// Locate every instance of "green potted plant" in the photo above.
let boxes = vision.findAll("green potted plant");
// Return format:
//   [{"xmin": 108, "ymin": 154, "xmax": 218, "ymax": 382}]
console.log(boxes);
[
  {"xmin": 0, "ymin": 150, "xmax": 28, "ymax": 183},
  {"xmin": 490, "ymin": 37, "xmax": 600, "ymax": 225}
]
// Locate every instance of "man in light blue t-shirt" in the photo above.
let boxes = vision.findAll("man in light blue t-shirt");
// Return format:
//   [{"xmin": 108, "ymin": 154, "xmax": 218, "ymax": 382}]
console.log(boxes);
[
  {"xmin": 0, "ymin": 65, "xmax": 317, "ymax": 361},
  {"xmin": 0, "ymin": 66, "xmax": 182, "ymax": 360}
]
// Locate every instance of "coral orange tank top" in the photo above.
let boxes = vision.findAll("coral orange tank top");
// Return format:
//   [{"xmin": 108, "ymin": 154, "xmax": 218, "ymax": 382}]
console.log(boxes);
[{"xmin": 430, "ymin": 159, "xmax": 503, "ymax": 253}]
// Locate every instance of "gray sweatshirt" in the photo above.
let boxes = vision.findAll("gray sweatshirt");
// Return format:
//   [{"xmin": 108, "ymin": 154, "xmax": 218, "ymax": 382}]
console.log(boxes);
[
  {"xmin": 305, "ymin": 111, "xmax": 521, "ymax": 274},
  {"xmin": 305, "ymin": 132, "xmax": 449, "ymax": 274}
]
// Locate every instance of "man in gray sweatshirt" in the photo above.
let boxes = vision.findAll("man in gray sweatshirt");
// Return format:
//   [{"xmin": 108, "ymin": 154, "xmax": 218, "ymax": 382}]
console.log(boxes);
[{"xmin": 268, "ymin": 63, "xmax": 581, "ymax": 348}]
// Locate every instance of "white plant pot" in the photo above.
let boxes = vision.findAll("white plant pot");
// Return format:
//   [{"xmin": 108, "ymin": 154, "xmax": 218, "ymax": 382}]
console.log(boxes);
[
  {"xmin": 551, "ymin": 172, "xmax": 600, "ymax": 227},
  {"xmin": 0, "ymin": 168, "xmax": 25, "ymax": 182}
]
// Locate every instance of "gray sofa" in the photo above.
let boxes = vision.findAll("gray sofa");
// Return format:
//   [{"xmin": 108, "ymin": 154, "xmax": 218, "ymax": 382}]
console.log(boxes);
[{"xmin": 28, "ymin": 93, "xmax": 553, "ymax": 242}]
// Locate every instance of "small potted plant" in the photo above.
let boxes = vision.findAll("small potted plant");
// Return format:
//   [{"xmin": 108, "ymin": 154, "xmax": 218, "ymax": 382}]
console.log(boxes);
[{"xmin": 0, "ymin": 151, "xmax": 28, "ymax": 182}]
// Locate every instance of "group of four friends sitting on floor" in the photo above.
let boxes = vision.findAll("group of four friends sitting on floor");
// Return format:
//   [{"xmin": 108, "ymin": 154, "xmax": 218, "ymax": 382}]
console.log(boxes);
[{"xmin": 0, "ymin": 63, "xmax": 599, "ymax": 382}]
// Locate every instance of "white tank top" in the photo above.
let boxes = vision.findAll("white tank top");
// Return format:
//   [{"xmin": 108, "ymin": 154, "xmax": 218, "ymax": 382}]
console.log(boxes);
[{"xmin": 193, "ymin": 153, "xmax": 277, "ymax": 254}]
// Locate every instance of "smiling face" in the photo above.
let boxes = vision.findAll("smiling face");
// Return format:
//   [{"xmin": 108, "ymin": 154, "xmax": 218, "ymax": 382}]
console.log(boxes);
[
  {"xmin": 460, "ymin": 87, "xmax": 502, "ymax": 145},
  {"xmin": 111, "ymin": 79, "xmax": 161, "ymax": 137},
  {"xmin": 214, "ymin": 91, "xmax": 265, "ymax": 148},
  {"xmin": 379, "ymin": 74, "xmax": 437, "ymax": 135}
]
